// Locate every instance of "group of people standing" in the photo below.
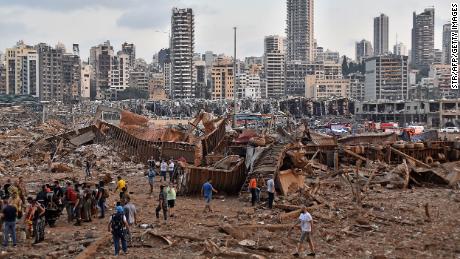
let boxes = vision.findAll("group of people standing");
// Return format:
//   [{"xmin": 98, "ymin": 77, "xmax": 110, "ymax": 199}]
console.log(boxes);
[
  {"xmin": 247, "ymin": 175, "xmax": 275, "ymax": 209},
  {"xmin": 0, "ymin": 177, "xmax": 47, "ymax": 247},
  {"xmin": 147, "ymin": 158, "xmax": 177, "ymax": 223},
  {"xmin": 1, "ymin": 158, "xmax": 317, "ymax": 257}
]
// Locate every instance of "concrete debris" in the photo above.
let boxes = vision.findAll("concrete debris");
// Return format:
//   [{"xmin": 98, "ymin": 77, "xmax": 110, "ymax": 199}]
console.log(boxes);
[{"xmin": 1, "ymin": 100, "xmax": 460, "ymax": 258}]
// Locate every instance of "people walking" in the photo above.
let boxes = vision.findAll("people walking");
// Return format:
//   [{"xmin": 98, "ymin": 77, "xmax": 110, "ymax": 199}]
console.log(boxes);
[
  {"xmin": 123, "ymin": 197, "xmax": 137, "ymax": 245},
  {"xmin": 166, "ymin": 185, "xmax": 176, "ymax": 217},
  {"xmin": 168, "ymin": 159, "xmax": 175, "ymax": 183},
  {"xmin": 289, "ymin": 206, "xmax": 316, "ymax": 257},
  {"xmin": 201, "ymin": 178, "xmax": 218, "ymax": 213},
  {"xmin": 73, "ymin": 184, "xmax": 82, "ymax": 226},
  {"xmin": 155, "ymin": 185, "xmax": 168, "ymax": 222},
  {"xmin": 114, "ymin": 176, "xmax": 126, "ymax": 193},
  {"xmin": 108, "ymin": 206, "xmax": 129, "ymax": 256},
  {"xmin": 31, "ymin": 199, "xmax": 46, "ymax": 244},
  {"xmin": 85, "ymin": 160, "xmax": 91, "ymax": 180},
  {"xmin": 267, "ymin": 176, "xmax": 275, "ymax": 209},
  {"xmin": 96, "ymin": 181, "xmax": 108, "ymax": 219},
  {"xmin": 249, "ymin": 177, "xmax": 257, "ymax": 206},
  {"xmin": 160, "ymin": 160, "xmax": 167, "ymax": 182},
  {"xmin": 64, "ymin": 182, "xmax": 77, "ymax": 222},
  {"xmin": 1, "ymin": 198, "xmax": 17, "ymax": 247},
  {"xmin": 147, "ymin": 166, "xmax": 156, "ymax": 194}
]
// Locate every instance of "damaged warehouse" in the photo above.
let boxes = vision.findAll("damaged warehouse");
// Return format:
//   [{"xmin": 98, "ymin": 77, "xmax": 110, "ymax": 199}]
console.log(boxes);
[{"xmin": 0, "ymin": 101, "xmax": 459, "ymax": 258}]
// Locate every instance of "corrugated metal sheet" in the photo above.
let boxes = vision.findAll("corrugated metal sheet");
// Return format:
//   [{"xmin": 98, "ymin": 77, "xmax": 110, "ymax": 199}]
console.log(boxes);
[
  {"xmin": 201, "ymin": 119, "xmax": 226, "ymax": 157},
  {"xmin": 310, "ymin": 131, "xmax": 337, "ymax": 146},
  {"xmin": 338, "ymin": 132, "xmax": 397, "ymax": 145},
  {"xmin": 178, "ymin": 159, "xmax": 246, "ymax": 195}
]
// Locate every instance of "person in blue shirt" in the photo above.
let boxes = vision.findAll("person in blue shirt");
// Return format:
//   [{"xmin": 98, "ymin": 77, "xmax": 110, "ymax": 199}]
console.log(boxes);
[{"xmin": 201, "ymin": 178, "xmax": 218, "ymax": 213}]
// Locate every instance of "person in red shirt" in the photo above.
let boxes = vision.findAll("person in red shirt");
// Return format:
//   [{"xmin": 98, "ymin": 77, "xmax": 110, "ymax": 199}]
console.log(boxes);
[{"xmin": 249, "ymin": 177, "xmax": 257, "ymax": 206}]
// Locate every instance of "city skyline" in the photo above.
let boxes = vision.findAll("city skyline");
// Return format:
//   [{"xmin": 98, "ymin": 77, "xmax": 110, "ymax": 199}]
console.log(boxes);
[{"xmin": 0, "ymin": 0, "xmax": 451, "ymax": 61}]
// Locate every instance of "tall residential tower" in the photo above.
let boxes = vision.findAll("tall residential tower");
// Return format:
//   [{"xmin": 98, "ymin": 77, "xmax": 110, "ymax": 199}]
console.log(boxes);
[
  {"xmin": 264, "ymin": 35, "xmax": 285, "ymax": 98},
  {"xmin": 170, "ymin": 8, "xmax": 195, "ymax": 98},
  {"xmin": 355, "ymin": 39, "xmax": 373, "ymax": 62},
  {"xmin": 374, "ymin": 14, "xmax": 389, "ymax": 56},
  {"xmin": 411, "ymin": 8, "xmax": 435, "ymax": 72},
  {"xmin": 442, "ymin": 23, "xmax": 451, "ymax": 65},
  {"xmin": 286, "ymin": 0, "xmax": 314, "ymax": 63}
]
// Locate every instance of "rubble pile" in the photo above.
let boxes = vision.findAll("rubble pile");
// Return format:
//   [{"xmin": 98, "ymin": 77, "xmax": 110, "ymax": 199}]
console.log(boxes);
[{"xmin": 1, "ymin": 103, "xmax": 459, "ymax": 258}]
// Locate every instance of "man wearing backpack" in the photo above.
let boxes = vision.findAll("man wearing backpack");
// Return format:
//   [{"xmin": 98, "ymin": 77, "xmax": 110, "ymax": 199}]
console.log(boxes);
[
  {"xmin": 96, "ymin": 181, "xmax": 108, "ymax": 219},
  {"xmin": 64, "ymin": 182, "xmax": 77, "ymax": 223},
  {"xmin": 108, "ymin": 206, "xmax": 129, "ymax": 256}
]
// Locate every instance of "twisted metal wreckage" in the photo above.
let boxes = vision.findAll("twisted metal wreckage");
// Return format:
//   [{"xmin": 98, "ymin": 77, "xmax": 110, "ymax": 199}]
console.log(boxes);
[{"xmin": 44, "ymin": 105, "xmax": 460, "ymax": 198}]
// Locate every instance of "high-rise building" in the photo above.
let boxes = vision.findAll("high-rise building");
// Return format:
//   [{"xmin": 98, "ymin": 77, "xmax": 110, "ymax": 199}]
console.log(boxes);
[
  {"xmin": 149, "ymin": 73, "xmax": 167, "ymax": 100},
  {"xmin": 442, "ymin": 23, "xmax": 452, "ymax": 65},
  {"xmin": 81, "ymin": 64, "xmax": 93, "ymax": 99},
  {"xmin": 0, "ymin": 64, "xmax": 6, "ymax": 95},
  {"xmin": 158, "ymin": 48, "xmax": 171, "ymax": 70},
  {"xmin": 204, "ymin": 51, "xmax": 217, "ymax": 68},
  {"xmin": 110, "ymin": 53, "xmax": 130, "ymax": 92},
  {"xmin": 129, "ymin": 71, "xmax": 149, "ymax": 91},
  {"xmin": 194, "ymin": 60, "xmax": 209, "ymax": 99},
  {"xmin": 364, "ymin": 55, "xmax": 409, "ymax": 101},
  {"xmin": 374, "ymin": 13, "xmax": 389, "ymax": 55},
  {"xmin": 170, "ymin": 8, "xmax": 195, "ymax": 98},
  {"xmin": 36, "ymin": 43, "xmax": 81, "ymax": 101},
  {"xmin": 314, "ymin": 46, "xmax": 324, "ymax": 63},
  {"xmin": 121, "ymin": 42, "xmax": 136, "ymax": 69},
  {"xmin": 348, "ymin": 73, "xmax": 365, "ymax": 101},
  {"xmin": 35, "ymin": 43, "xmax": 63, "ymax": 101},
  {"xmin": 356, "ymin": 39, "xmax": 373, "ymax": 62},
  {"xmin": 90, "ymin": 41, "xmax": 114, "ymax": 99},
  {"xmin": 411, "ymin": 8, "xmax": 435, "ymax": 72},
  {"xmin": 322, "ymin": 62, "xmax": 343, "ymax": 79},
  {"xmin": 393, "ymin": 42, "xmax": 407, "ymax": 56},
  {"xmin": 286, "ymin": 0, "xmax": 314, "ymax": 63},
  {"xmin": 305, "ymin": 76, "xmax": 350, "ymax": 100},
  {"xmin": 322, "ymin": 49, "xmax": 340, "ymax": 63},
  {"xmin": 210, "ymin": 56, "xmax": 234, "ymax": 100},
  {"xmin": 237, "ymin": 73, "xmax": 262, "ymax": 99},
  {"xmin": 285, "ymin": 62, "xmax": 322, "ymax": 96},
  {"xmin": 433, "ymin": 49, "xmax": 443, "ymax": 65},
  {"xmin": 5, "ymin": 41, "xmax": 39, "ymax": 97},
  {"xmin": 430, "ymin": 64, "xmax": 455, "ymax": 98},
  {"xmin": 62, "ymin": 52, "xmax": 81, "ymax": 100},
  {"xmin": 163, "ymin": 62, "xmax": 172, "ymax": 97},
  {"xmin": 264, "ymin": 35, "xmax": 285, "ymax": 98}
]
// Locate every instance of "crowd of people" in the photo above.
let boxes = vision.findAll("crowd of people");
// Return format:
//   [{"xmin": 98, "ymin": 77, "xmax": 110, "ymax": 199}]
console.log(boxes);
[{"xmin": 0, "ymin": 157, "xmax": 317, "ymax": 257}]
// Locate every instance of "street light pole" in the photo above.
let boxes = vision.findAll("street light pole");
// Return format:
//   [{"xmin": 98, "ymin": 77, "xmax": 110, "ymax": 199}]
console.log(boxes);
[{"xmin": 233, "ymin": 27, "xmax": 237, "ymax": 128}]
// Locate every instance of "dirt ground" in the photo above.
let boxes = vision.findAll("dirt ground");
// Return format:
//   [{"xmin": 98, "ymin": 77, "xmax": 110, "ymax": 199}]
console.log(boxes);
[
  {"xmin": 4, "ymin": 167, "xmax": 459, "ymax": 259},
  {"xmin": 1, "ymin": 109, "xmax": 459, "ymax": 259}
]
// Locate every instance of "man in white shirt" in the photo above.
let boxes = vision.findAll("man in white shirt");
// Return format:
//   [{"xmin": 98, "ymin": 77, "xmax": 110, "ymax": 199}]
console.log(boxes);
[
  {"xmin": 168, "ymin": 160, "xmax": 175, "ymax": 183},
  {"xmin": 266, "ymin": 176, "xmax": 275, "ymax": 209},
  {"xmin": 160, "ymin": 160, "xmax": 167, "ymax": 182},
  {"xmin": 289, "ymin": 206, "xmax": 316, "ymax": 257}
]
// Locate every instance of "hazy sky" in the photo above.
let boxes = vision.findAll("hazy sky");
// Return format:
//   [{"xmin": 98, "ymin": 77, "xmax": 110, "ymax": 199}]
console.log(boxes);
[{"xmin": 0, "ymin": 0, "xmax": 451, "ymax": 61}]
